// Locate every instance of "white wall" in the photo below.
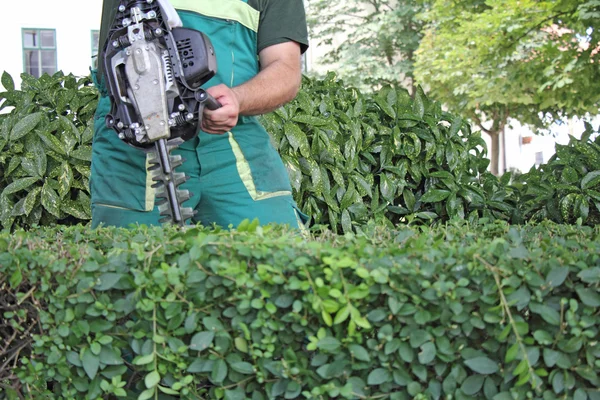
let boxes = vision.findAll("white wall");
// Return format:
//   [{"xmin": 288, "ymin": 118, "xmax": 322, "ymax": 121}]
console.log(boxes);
[
  {"xmin": 0, "ymin": 0, "xmax": 103, "ymax": 87},
  {"xmin": 483, "ymin": 116, "xmax": 599, "ymax": 174}
]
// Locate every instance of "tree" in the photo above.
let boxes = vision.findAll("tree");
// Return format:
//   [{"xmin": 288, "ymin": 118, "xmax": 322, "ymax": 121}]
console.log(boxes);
[
  {"xmin": 414, "ymin": 0, "xmax": 600, "ymax": 175},
  {"xmin": 306, "ymin": 0, "xmax": 428, "ymax": 93}
]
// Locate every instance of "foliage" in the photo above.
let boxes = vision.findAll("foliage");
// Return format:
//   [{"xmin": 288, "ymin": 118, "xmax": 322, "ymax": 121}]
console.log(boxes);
[
  {"xmin": 414, "ymin": 0, "xmax": 600, "ymax": 175},
  {"xmin": 1, "ymin": 221, "xmax": 599, "ymax": 399},
  {"xmin": 511, "ymin": 123, "xmax": 600, "ymax": 225},
  {"xmin": 1, "ymin": 71, "xmax": 598, "ymax": 233},
  {"xmin": 0, "ymin": 71, "xmax": 96, "ymax": 231},
  {"xmin": 262, "ymin": 73, "xmax": 524, "ymax": 233},
  {"xmin": 306, "ymin": 0, "xmax": 427, "ymax": 92}
]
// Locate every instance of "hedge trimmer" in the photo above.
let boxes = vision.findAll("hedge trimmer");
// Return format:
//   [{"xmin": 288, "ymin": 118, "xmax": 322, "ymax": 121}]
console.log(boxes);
[{"xmin": 102, "ymin": 0, "xmax": 220, "ymax": 225}]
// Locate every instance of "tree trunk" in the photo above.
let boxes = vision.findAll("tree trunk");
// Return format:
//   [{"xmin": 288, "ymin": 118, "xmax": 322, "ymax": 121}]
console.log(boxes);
[
  {"xmin": 473, "ymin": 112, "xmax": 508, "ymax": 176},
  {"xmin": 489, "ymin": 129, "xmax": 501, "ymax": 176}
]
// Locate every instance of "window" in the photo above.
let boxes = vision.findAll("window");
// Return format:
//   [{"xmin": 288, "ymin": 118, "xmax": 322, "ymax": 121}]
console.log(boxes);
[
  {"xmin": 91, "ymin": 30, "xmax": 100, "ymax": 68},
  {"xmin": 22, "ymin": 29, "xmax": 57, "ymax": 78}
]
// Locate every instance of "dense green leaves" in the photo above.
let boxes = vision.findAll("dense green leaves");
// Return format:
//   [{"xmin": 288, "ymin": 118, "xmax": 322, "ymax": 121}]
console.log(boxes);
[
  {"xmin": 1, "ymin": 221, "xmax": 599, "ymax": 399},
  {"xmin": 0, "ymin": 71, "xmax": 95, "ymax": 230},
  {"xmin": 262, "ymin": 74, "xmax": 511, "ymax": 233},
  {"xmin": 511, "ymin": 124, "xmax": 600, "ymax": 226}
]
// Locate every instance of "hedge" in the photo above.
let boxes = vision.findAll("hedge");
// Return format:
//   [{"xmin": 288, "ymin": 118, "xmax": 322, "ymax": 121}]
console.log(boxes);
[{"xmin": 1, "ymin": 221, "xmax": 599, "ymax": 399}]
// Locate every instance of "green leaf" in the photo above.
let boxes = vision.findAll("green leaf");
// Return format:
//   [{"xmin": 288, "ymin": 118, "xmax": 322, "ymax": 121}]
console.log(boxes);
[
  {"xmin": 211, "ymin": 359, "xmax": 228, "ymax": 383},
  {"xmin": 420, "ymin": 189, "xmax": 451, "ymax": 203},
  {"xmin": 575, "ymin": 287, "xmax": 600, "ymax": 307},
  {"xmin": 375, "ymin": 93, "xmax": 396, "ymax": 119},
  {"xmin": 413, "ymin": 89, "xmax": 425, "ymax": 118},
  {"xmin": 367, "ymin": 368, "xmax": 391, "ymax": 385},
  {"xmin": 317, "ymin": 337, "xmax": 341, "ymax": 352},
  {"xmin": 334, "ymin": 305, "xmax": 351, "ymax": 325},
  {"xmin": 137, "ymin": 388, "xmax": 155, "ymax": 400},
  {"xmin": 464, "ymin": 357, "xmax": 499, "ymax": 375},
  {"xmin": 23, "ymin": 187, "xmax": 42, "ymax": 216},
  {"xmin": 10, "ymin": 112, "xmax": 44, "ymax": 141},
  {"xmin": 95, "ymin": 273, "xmax": 123, "ymax": 291},
  {"xmin": 41, "ymin": 182, "xmax": 61, "ymax": 217},
  {"xmin": 2, "ymin": 177, "xmax": 39, "ymax": 196},
  {"xmin": 5, "ymin": 157, "xmax": 21, "ymax": 178},
  {"xmin": 545, "ymin": 267, "xmax": 569, "ymax": 287},
  {"xmin": 349, "ymin": 344, "xmax": 370, "ymax": 362},
  {"xmin": 9, "ymin": 269, "xmax": 22, "ymax": 288},
  {"xmin": 2, "ymin": 71, "xmax": 15, "ymax": 91},
  {"xmin": 284, "ymin": 122, "xmax": 310, "ymax": 158},
  {"xmin": 418, "ymin": 342, "xmax": 436, "ymax": 364},
  {"xmin": 291, "ymin": 114, "xmax": 329, "ymax": 127},
  {"xmin": 581, "ymin": 170, "xmax": 600, "ymax": 190},
  {"xmin": 461, "ymin": 375, "xmax": 485, "ymax": 395},
  {"xmin": 529, "ymin": 303, "xmax": 560, "ymax": 326},
  {"xmin": 133, "ymin": 354, "xmax": 154, "ymax": 366},
  {"xmin": 230, "ymin": 361, "xmax": 255, "ymax": 375},
  {"xmin": 145, "ymin": 370, "xmax": 161, "ymax": 389},
  {"xmin": 57, "ymin": 162, "xmax": 74, "ymax": 198},
  {"xmin": 81, "ymin": 348, "xmax": 100, "ymax": 380},
  {"xmin": 190, "ymin": 331, "xmax": 215, "ymax": 351},
  {"xmin": 38, "ymin": 129, "xmax": 67, "ymax": 155}
]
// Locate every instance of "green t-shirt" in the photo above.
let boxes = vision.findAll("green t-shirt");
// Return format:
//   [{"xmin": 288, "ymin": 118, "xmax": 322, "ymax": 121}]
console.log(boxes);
[{"xmin": 98, "ymin": 0, "xmax": 308, "ymax": 68}]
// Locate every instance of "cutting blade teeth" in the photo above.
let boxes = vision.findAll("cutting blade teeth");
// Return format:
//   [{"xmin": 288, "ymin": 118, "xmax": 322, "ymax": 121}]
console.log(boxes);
[
  {"xmin": 170, "ymin": 155, "xmax": 184, "ymax": 169},
  {"xmin": 154, "ymin": 185, "xmax": 167, "ymax": 199},
  {"xmin": 172, "ymin": 172, "xmax": 188, "ymax": 187},
  {"xmin": 177, "ymin": 189, "xmax": 191, "ymax": 203},
  {"xmin": 147, "ymin": 137, "xmax": 195, "ymax": 226}
]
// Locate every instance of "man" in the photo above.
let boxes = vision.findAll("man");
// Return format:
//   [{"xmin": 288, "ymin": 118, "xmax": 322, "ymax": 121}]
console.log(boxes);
[{"xmin": 91, "ymin": 0, "xmax": 309, "ymax": 229}]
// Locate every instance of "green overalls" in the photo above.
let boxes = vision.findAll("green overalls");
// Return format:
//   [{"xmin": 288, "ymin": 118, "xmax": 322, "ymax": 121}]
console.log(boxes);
[{"xmin": 91, "ymin": 0, "xmax": 307, "ymax": 229}]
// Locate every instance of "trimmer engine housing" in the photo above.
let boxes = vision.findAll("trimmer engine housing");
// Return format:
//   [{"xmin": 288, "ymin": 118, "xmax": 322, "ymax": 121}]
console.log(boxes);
[{"xmin": 102, "ymin": 0, "xmax": 219, "ymax": 149}]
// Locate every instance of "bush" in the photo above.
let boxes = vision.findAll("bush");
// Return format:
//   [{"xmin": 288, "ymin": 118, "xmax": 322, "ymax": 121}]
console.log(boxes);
[
  {"xmin": 0, "ymin": 71, "xmax": 95, "ymax": 231},
  {"xmin": 1, "ymin": 71, "xmax": 598, "ymax": 232},
  {"xmin": 1, "ymin": 221, "xmax": 599, "ymax": 399},
  {"xmin": 262, "ymin": 73, "xmax": 509, "ymax": 232},
  {"xmin": 511, "ymin": 123, "xmax": 600, "ymax": 226}
]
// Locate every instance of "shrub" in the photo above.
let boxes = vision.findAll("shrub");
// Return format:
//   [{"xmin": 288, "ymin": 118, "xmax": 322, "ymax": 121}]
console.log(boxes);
[
  {"xmin": 1, "ymin": 71, "xmax": 597, "ymax": 231},
  {"xmin": 262, "ymin": 73, "xmax": 511, "ymax": 232},
  {"xmin": 0, "ymin": 71, "xmax": 95, "ymax": 230},
  {"xmin": 1, "ymin": 221, "xmax": 599, "ymax": 399},
  {"xmin": 511, "ymin": 123, "xmax": 600, "ymax": 226}
]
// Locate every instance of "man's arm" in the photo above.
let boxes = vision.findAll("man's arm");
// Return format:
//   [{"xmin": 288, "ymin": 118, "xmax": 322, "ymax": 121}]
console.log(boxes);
[{"xmin": 201, "ymin": 41, "xmax": 302, "ymax": 134}]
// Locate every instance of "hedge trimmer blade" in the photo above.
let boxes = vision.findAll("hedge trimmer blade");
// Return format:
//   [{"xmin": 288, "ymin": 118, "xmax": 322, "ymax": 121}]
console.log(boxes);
[{"xmin": 148, "ymin": 137, "xmax": 195, "ymax": 226}]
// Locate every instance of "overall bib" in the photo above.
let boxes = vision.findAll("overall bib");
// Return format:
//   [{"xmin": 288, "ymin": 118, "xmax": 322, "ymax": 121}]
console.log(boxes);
[{"xmin": 90, "ymin": 0, "xmax": 307, "ymax": 229}]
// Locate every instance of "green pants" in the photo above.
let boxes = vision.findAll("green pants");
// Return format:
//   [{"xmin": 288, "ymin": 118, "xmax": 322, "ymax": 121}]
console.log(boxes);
[{"xmin": 90, "ymin": 95, "xmax": 307, "ymax": 230}]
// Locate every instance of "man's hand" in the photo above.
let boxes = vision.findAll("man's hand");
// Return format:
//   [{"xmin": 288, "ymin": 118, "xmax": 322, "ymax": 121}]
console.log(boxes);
[
  {"xmin": 201, "ymin": 84, "xmax": 240, "ymax": 134},
  {"xmin": 200, "ymin": 41, "xmax": 302, "ymax": 135}
]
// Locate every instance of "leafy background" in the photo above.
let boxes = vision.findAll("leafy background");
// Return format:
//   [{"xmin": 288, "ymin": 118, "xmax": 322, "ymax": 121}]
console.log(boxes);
[
  {"xmin": 0, "ymin": 71, "xmax": 599, "ymax": 233},
  {"xmin": 0, "ymin": 72, "xmax": 95, "ymax": 230}
]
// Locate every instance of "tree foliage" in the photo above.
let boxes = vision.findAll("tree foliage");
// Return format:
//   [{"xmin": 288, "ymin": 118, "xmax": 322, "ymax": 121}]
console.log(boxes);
[
  {"xmin": 414, "ymin": 0, "xmax": 600, "ymax": 174},
  {"xmin": 306, "ymin": 0, "xmax": 427, "ymax": 92}
]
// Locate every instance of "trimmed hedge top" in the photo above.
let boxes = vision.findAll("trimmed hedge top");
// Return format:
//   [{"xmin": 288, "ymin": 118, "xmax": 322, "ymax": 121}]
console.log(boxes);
[{"xmin": 1, "ymin": 221, "xmax": 599, "ymax": 399}]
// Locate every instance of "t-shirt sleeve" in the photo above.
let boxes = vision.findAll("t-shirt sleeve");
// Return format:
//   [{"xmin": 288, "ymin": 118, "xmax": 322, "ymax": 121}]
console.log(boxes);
[{"xmin": 257, "ymin": 0, "xmax": 309, "ymax": 54}]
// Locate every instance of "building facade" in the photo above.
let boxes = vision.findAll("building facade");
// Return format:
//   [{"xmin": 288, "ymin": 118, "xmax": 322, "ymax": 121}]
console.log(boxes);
[{"xmin": 0, "ymin": 0, "xmax": 103, "ymax": 87}]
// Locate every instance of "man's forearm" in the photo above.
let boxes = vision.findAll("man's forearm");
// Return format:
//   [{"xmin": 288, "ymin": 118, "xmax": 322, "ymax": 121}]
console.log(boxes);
[
  {"xmin": 201, "ymin": 42, "xmax": 302, "ymax": 134},
  {"xmin": 233, "ymin": 58, "xmax": 301, "ymax": 116}
]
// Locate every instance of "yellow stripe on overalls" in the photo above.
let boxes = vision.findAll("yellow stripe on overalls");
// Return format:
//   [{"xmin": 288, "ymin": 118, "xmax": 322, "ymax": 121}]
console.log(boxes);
[
  {"xmin": 228, "ymin": 132, "xmax": 292, "ymax": 201},
  {"xmin": 170, "ymin": 0, "xmax": 260, "ymax": 32}
]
